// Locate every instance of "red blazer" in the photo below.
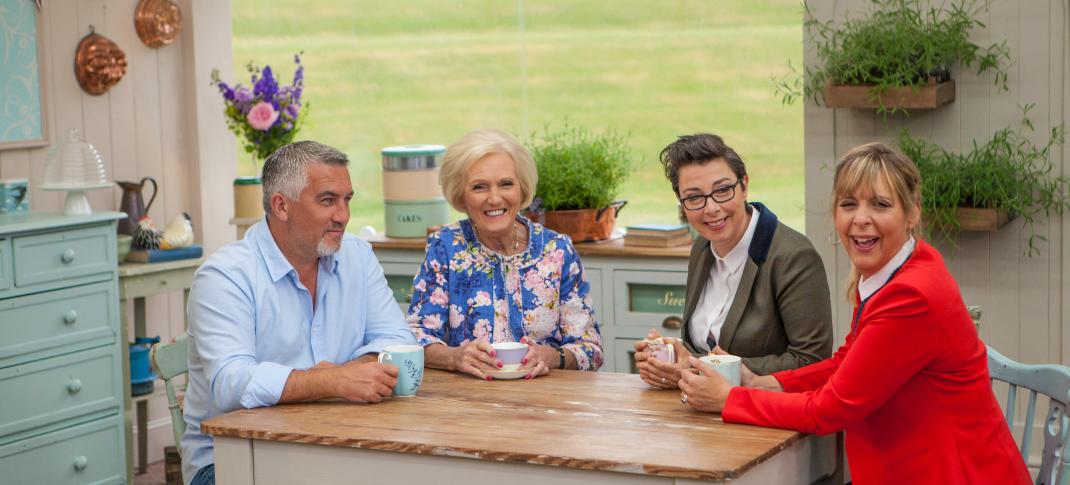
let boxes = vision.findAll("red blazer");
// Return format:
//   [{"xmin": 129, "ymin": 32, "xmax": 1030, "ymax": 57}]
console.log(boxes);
[{"xmin": 722, "ymin": 240, "xmax": 1029, "ymax": 485}]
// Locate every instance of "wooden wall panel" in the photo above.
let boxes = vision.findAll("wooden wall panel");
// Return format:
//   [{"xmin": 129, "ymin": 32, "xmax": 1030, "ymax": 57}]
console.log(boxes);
[
  {"xmin": 805, "ymin": 0, "xmax": 1069, "ymax": 367},
  {"xmin": 0, "ymin": 0, "xmax": 236, "ymax": 466}
]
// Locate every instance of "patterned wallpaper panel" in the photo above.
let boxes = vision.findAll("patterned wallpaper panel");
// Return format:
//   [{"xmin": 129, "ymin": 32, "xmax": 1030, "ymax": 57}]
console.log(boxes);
[{"xmin": 0, "ymin": 0, "xmax": 43, "ymax": 145}]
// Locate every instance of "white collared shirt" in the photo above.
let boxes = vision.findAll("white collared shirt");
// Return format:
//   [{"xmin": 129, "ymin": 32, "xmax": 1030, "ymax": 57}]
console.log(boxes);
[
  {"xmin": 858, "ymin": 236, "xmax": 916, "ymax": 301},
  {"xmin": 690, "ymin": 205, "xmax": 760, "ymax": 352}
]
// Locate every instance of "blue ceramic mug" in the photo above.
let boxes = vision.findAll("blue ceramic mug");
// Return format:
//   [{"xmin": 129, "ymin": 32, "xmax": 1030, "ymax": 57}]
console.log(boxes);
[{"xmin": 378, "ymin": 345, "xmax": 424, "ymax": 397}]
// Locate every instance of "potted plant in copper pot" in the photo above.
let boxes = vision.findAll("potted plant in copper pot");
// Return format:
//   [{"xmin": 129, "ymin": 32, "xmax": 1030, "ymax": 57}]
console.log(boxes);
[{"xmin": 527, "ymin": 123, "xmax": 634, "ymax": 242}]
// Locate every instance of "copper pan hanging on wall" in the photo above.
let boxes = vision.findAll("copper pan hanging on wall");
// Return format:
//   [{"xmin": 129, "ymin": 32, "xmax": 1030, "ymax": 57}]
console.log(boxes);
[
  {"xmin": 134, "ymin": 0, "xmax": 182, "ymax": 48},
  {"xmin": 74, "ymin": 26, "xmax": 127, "ymax": 96}
]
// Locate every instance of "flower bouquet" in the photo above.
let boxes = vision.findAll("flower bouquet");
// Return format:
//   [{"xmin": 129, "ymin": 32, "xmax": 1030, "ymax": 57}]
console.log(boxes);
[{"xmin": 211, "ymin": 53, "xmax": 307, "ymax": 171}]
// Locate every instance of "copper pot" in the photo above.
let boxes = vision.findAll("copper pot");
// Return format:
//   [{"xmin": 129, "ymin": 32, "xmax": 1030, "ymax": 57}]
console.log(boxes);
[
  {"xmin": 135, "ymin": 0, "xmax": 182, "ymax": 48},
  {"xmin": 541, "ymin": 201, "xmax": 627, "ymax": 242},
  {"xmin": 75, "ymin": 27, "xmax": 127, "ymax": 95}
]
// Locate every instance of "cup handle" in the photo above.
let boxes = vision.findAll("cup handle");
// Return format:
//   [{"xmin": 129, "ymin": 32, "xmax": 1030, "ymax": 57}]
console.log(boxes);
[{"xmin": 378, "ymin": 352, "xmax": 392, "ymax": 364}]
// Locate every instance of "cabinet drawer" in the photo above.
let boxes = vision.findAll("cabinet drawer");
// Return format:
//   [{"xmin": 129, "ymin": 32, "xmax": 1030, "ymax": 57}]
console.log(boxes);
[
  {"xmin": 0, "ymin": 237, "xmax": 10, "ymax": 291},
  {"xmin": 0, "ymin": 346, "xmax": 120, "ymax": 440},
  {"xmin": 0, "ymin": 415, "xmax": 123, "ymax": 485},
  {"xmin": 0, "ymin": 282, "xmax": 115, "ymax": 366},
  {"xmin": 612, "ymin": 270, "xmax": 687, "ymax": 335},
  {"xmin": 13, "ymin": 225, "xmax": 114, "ymax": 288}
]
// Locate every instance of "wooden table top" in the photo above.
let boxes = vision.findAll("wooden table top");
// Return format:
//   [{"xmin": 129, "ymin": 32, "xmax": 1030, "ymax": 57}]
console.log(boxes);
[
  {"xmin": 202, "ymin": 370, "xmax": 800, "ymax": 481},
  {"xmin": 365, "ymin": 234, "xmax": 692, "ymax": 259}
]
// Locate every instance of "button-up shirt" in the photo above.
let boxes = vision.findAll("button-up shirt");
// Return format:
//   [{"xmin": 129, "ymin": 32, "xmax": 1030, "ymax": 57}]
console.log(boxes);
[
  {"xmin": 690, "ymin": 205, "xmax": 760, "ymax": 352},
  {"xmin": 180, "ymin": 220, "xmax": 415, "ymax": 483}
]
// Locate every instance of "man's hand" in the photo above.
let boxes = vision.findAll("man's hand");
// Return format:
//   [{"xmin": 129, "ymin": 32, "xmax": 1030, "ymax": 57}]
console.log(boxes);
[
  {"xmin": 330, "ymin": 360, "xmax": 398, "ymax": 403},
  {"xmin": 280, "ymin": 359, "xmax": 398, "ymax": 404}
]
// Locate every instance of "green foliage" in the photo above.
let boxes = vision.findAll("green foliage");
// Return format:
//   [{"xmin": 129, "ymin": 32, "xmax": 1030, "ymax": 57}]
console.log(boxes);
[
  {"xmin": 774, "ymin": 0, "xmax": 1009, "ymax": 115},
  {"xmin": 528, "ymin": 123, "xmax": 635, "ymax": 211},
  {"xmin": 897, "ymin": 106, "xmax": 1068, "ymax": 255}
]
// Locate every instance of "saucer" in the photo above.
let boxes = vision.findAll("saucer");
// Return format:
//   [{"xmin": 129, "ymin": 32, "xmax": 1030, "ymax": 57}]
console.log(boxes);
[{"xmin": 488, "ymin": 369, "xmax": 527, "ymax": 380}]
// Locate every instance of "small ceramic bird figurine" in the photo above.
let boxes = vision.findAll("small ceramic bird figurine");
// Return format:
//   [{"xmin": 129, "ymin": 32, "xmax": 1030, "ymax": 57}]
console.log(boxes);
[
  {"xmin": 132, "ymin": 216, "xmax": 161, "ymax": 250},
  {"xmin": 160, "ymin": 212, "xmax": 194, "ymax": 249}
]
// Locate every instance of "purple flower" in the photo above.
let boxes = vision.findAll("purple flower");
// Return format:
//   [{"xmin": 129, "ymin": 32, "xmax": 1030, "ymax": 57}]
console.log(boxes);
[
  {"xmin": 235, "ymin": 88, "xmax": 253, "ymax": 104},
  {"xmin": 285, "ymin": 103, "xmax": 299, "ymax": 120},
  {"xmin": 254, "ymin": 66, "xmax": 279, "ymax": 109}
]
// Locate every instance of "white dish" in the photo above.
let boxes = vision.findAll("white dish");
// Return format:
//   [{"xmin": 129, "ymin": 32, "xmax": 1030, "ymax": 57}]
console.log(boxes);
[{"xmin": 488, "ymin": 369, "xmax": 527, "ymax": 380}]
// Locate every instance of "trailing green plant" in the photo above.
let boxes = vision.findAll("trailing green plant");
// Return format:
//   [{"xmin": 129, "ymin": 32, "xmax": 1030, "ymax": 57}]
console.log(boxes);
[
  {"xmin": 897, "ymin": 106, "xmax": 1068, "ymax": 255},
  {"xmin": 528, "ymin": 122, "xmax": 634, "ymax": 211},
  {"xmin": 774, "ymin": 0, "xmax": 1009, "ymax": 115}
]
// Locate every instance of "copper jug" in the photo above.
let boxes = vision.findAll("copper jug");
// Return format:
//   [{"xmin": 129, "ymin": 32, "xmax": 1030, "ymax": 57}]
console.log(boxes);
[{"xmin": 116, "ymin": 177, "xmax": 157, "ymax": 235}]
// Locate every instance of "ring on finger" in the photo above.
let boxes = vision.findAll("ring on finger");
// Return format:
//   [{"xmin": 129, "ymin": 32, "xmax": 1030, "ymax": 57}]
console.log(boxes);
[
  {"xmin": 661, "ymin": 377, "xmax": 667, "ymax": 384},
  {"xmin": 681, "ymin": 393, "xmax": 689, "ymax": 404}
]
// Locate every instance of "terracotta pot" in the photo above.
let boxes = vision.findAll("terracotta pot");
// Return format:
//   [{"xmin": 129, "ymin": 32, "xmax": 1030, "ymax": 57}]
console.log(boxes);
[{"xmin": 541, "ymin": 201, "xmax": 627, "ymax": 242}]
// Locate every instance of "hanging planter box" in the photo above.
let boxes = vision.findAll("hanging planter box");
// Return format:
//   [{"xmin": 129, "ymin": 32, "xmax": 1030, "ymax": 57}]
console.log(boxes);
[
  {"xmin": 824, "ymin": 78, "xmax": 955, "ymax": 110},
  {"xmin": 953, "ymin": 208, "xmax": 1012, "ymax": 232}
]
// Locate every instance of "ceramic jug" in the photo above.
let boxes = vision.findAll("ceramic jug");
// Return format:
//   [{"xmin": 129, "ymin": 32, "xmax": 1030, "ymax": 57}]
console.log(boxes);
[{"xmin": 116, "ymin": 176, "xmax": 157, "ymax": 235}]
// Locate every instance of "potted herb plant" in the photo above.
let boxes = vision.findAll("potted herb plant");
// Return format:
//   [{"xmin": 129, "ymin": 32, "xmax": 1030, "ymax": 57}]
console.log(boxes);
[
  {"xmin": 775, "ymin": 0, "xmax": 1009, "ymax": 115},
  {"xmin": 527, "ymin": 123, "xmax": 634, "ymax": 242},
  {"xmin": 897, "ymin": 106, "xmax": 1068, "ymax": 256}
]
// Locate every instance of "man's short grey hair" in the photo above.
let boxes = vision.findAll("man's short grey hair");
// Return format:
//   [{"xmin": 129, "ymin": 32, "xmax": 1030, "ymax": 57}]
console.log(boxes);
[{"xmin": 261, "ymin": 141, "xmax": 349, "ymax": 214}]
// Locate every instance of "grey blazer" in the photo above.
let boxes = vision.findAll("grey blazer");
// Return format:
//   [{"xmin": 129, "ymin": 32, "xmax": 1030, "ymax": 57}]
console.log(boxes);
[{"xmin": 681, "ymin": 202, "xmax": 833, "ymax": 375}]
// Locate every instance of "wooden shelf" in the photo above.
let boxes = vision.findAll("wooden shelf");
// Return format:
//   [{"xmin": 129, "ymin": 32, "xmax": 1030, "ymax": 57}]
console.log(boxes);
[
  {"xmin": 825, "ymin": 78, "xmax": 955, "ymax": 110},
  {"xmin": 364, "ymin": 233, "xmax": 691, "ymax": 259}
]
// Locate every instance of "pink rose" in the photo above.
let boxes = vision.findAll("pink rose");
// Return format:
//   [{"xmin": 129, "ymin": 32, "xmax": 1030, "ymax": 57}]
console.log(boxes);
[{"xmin": 246, "ymin": 101, "xmax": 279, "ymax": 131}]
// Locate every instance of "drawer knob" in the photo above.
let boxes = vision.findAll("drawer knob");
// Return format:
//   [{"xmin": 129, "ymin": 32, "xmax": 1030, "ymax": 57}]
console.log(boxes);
[
  {"xmin": 61, "ymin": 248, "xmax": 76, "ymax": 264},
  {"xmin": 64, "ymin": 310, "xmax": 78, "ymax": 325},
  {"xmin": 68, "ymin": 377, "xmax": 83, "ymax": 394},
  {"xmin": 73, "ymin": 455, "xmax": 88, "ymax": 471},
  {"xmin": 662, "ymin": 315, "xmax": 683, "ymax": 330}
]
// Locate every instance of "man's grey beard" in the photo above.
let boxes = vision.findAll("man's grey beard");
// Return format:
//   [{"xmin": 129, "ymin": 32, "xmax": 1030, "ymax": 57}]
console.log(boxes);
[{"xmin": 316, "ymin": 237, "xmax": 341, "ymax": 257}]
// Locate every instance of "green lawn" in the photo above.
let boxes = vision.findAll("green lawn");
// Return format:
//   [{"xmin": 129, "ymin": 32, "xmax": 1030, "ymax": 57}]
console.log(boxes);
[{"xmin": 231, "ymin": 0, "xmax": 805, "ymax": 232}]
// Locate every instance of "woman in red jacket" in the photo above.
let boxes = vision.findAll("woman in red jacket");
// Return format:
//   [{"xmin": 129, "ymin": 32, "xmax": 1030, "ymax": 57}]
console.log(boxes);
[{"xmin": 677, "ymin": 142, "xmax": 1030, "ymax": 484}]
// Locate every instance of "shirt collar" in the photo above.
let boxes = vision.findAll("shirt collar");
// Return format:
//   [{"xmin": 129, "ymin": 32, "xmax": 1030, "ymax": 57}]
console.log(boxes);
[
  {"xmin": 252, "ymin": 218, "xmax": 340, "ymax": 283},
  {"xmin": 858, "ymin": 236, "xmax": 916, "ymax": 301},
  {"xmin": 709, "ymin": 204, "xmax": 760, "ymax": 273}
]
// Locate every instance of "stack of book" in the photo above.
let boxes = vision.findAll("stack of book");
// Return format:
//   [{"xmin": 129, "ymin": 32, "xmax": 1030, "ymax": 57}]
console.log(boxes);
[
  {"xmin": 127, "ymin": 245, "xmax": 203, "ymax": 263},
  {"xmin": 623, "ymin": 224, "xmax": 691, "ymax": 247}
]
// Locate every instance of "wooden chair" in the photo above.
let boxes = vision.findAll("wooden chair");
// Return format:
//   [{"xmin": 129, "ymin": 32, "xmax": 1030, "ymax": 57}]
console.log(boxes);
[
  {"xmin": 150, "ymin": 334, "xmax": 188, "ymax": 456},
  {"xmin": 988, "ymin": 345, "xmax": 1070, "ymax": 485}
]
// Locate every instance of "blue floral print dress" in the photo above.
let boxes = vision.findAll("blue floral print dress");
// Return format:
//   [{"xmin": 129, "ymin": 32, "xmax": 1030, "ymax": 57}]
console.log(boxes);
[{"xmin": 406, "ymin": 217, "xmax": 603, "ymax": 371}]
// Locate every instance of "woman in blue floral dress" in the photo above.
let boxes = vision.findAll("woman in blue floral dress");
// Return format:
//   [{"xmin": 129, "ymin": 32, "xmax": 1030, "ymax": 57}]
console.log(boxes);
[{"xmin": 406, "ymin": 129, "xmax": 603, "ymax": 379}]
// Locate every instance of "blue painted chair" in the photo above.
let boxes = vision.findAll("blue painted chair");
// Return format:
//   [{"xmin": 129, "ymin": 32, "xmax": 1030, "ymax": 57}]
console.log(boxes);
[
  {"xmin": 988, "ymin": 345, "xmax": 1070, "ymax": 485},
  {"xmin": 150, "ymin": 334, "xmax": 188, "ymax": 456}
]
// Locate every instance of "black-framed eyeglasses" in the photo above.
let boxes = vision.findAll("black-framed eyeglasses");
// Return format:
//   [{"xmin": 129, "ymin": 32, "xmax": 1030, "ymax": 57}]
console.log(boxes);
[{"xmin": 679, "ymin": 179, "xmax": 742, "ymax": 211}]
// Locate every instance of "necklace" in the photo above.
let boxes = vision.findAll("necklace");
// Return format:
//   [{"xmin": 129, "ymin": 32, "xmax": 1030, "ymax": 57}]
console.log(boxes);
[{"xmin": 474, "ymin": 220, "xmax": 522, "ymax": 255}]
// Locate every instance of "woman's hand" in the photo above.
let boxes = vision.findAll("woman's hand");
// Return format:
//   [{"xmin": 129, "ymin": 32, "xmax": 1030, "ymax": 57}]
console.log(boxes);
[
  {"xmin": 678, "ymin": 356, "xmax": 733, "ymax": 413},
  {"xmin": 518, "ymin": 336, "xmax": 554, "ymax": 379},
  {"xmin": 710, "ymin": 346, "xmax": 781, "ymax": 391},
  {"xmin": 636, "ymin": 330, "xmax": 691, "ymax": 389},
  {"xmin": 449, "ymin": 338, "xmax": 501, "ymax": 380}
]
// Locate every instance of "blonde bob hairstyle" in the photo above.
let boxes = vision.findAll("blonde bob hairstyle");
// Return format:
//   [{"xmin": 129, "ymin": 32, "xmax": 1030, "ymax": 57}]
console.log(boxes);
[
  {"xmin": 439, "ymin": 128, "xmax": 538, "ymax": 213},
  {"xmin": 832, "ymin": 142, "xmax": 922, "ymax": 304}
]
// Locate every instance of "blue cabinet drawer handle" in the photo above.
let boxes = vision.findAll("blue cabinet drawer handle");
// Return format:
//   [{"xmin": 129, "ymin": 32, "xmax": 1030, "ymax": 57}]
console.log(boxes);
[
  {"xmin": 73, "ymin": 455, "xmax": 88, "ymax": 471},
  {"xmin": 61, "ymin": 248, "xmax": 76, "ymax": 263},
  {"xmin": 68, "ymin": 377, "xmax": 83, "ymax": 394},
  {"xmin": 64, "ymin": 310, "xmax": 78, "ymax": 325}
]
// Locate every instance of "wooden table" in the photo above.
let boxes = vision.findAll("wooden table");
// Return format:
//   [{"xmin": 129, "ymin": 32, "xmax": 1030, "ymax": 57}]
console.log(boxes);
[
  {"xmin": 203, "ymin": 370, "xmax": 835, "ymax": 484},
  {"xmin": 118, "ymin": 258, "xmax": 203, "ymax": 481}
]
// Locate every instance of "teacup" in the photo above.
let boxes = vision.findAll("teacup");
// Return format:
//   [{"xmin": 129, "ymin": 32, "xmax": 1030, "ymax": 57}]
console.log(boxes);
[
  {"xmin": 492, "ymin": 342, "xmax": 528, "ymax": 372},
  {"xmin": 698, "ymin": 354, "xmax": 742, "ymax": 387},
  {"xmin": 642, "ymin": 337, "xmax": 676, "ymax": 363},
  {"xmin": 378, "ymin": 345, "xmax": 424, "ymax": 397}
]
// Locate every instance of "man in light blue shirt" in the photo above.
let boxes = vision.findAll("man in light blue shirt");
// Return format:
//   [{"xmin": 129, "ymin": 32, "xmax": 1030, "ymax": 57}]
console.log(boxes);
[{"xmin": 180, "ymin": 141, "xmax": 416, "ymax": 485}]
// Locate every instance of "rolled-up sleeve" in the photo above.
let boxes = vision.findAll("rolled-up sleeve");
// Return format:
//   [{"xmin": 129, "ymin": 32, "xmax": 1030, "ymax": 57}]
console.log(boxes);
[
  {"xmin": 556, "ymin": 239, "xmax": 603, "ymax": 371},
  {"xmin": 188, "ymin": 264, "xmax": 293, "ymax": 411},
  {"xmin": 349, "ymin": 243, "xmax": 416, "ymax": 360}
]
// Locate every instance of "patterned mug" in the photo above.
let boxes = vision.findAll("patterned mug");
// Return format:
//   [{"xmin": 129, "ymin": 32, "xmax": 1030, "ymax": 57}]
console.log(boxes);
[{"xmin": 378, "ymin": 345, "xmax": 424, "ymax": 397}]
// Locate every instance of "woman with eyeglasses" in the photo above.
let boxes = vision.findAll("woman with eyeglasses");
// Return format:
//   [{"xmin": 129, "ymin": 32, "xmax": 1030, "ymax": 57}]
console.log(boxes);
[{"xmin": 634, "ymin": 133, "xmax": 833, "ymax": 390}]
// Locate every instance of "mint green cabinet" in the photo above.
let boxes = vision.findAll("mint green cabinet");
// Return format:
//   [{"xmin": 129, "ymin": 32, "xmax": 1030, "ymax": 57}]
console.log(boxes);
[
  {"xmin": 370, "ymin": 242, "xmax": 689, "ymax": 373},
  {"xmin": 0, "ymin": 212, "xmax": 125, "ymax": 484}
]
